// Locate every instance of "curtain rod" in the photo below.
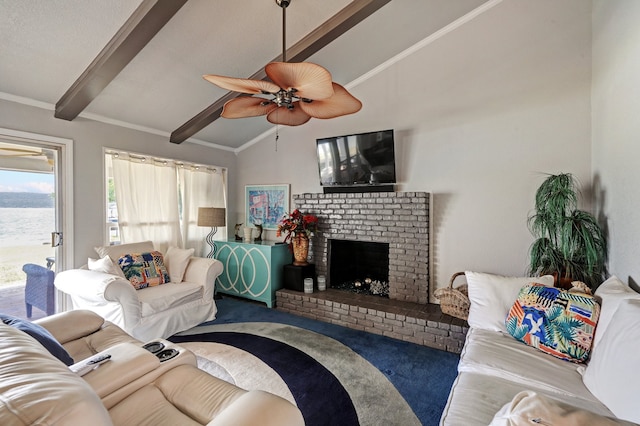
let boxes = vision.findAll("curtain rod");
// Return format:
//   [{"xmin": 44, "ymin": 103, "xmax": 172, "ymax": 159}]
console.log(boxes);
[{"xmin": 105, "ymin": 149, "xmax": 226, "ymax": 174}]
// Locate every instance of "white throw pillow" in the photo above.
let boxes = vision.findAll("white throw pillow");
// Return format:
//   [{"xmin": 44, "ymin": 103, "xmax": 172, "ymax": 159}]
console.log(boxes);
[
  {"xmin": 465, "ymin": 271, "xmax": 554, "ymax": 333},
  {"xmin": 94, "ymin": 241, "xmax": 155, "ymax": 262},
  {"xmin": 88, "ymin": 255, "xmax": 126, "ymax": 278},
  {"xmin": 591, "ymin": 276, "xmax": 640, "ymax": 351},
  {"xmin": 582, "ymin": 299, "xmax": 640, "ymax": 424},
  {"xmin": 164, "ymin": 246, "xmax": 194, "ymax": 283},
  {"xmin": 490, "ymin": 390, "xmax": 632, "ymax": 426}
]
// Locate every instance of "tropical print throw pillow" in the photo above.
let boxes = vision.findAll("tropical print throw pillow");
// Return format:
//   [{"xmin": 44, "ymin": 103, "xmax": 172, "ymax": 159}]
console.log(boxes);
[
  {"xmin": 118, "ymin": 251, "xmax": 170, "ymax": 290},
  {"xmin": 505, "ymin": 283, "xmax": 600, "ymax": 363}
]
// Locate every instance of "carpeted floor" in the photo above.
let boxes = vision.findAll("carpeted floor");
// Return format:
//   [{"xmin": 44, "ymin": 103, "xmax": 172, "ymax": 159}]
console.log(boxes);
[{"xmin": 170, "ymin": 296, "xmax": 460, "ymax": 426}]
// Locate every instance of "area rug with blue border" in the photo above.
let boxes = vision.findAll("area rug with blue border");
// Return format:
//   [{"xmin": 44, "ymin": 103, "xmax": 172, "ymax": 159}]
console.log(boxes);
[{"xmin": 169, "ymin": 297, "xmax": 460, "ymax": 426}]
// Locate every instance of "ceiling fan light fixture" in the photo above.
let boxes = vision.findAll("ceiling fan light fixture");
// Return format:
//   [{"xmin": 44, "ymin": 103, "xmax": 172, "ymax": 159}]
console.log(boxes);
[{"xmin": 267, "ymin": 104, "xmax": 311, "ymax": 126}]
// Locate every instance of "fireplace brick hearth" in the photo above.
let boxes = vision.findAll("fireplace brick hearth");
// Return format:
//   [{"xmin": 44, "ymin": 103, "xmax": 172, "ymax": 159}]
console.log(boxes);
[{"xmin": 276, "ymin": 289, "xmax": 468, "ymax": 353}]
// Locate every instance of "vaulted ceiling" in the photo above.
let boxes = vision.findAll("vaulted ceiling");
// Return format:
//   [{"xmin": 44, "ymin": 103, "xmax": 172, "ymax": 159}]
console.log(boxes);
[{"xmin": 0, "ymin": 0, "xmax": 488, "ymax": 151}]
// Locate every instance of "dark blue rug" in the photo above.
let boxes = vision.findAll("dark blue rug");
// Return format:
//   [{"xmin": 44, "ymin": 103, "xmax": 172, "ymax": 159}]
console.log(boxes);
[{"xmin": 171, "ymin": 296, "xmax": 459, "ymax": 426}]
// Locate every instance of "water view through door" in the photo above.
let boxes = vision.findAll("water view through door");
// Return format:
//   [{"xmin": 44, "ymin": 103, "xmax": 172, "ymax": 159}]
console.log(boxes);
[{"xmin": 0, "ymin": 133, "xmax": 68, "ymax": 320}]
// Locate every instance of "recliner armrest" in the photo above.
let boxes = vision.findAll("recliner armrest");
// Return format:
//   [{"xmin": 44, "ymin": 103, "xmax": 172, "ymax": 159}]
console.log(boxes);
[
  {"xmin": 77, "ymin": 343, "xmax": 159, "ymax": 400},
  {"xmin": 81, "ymin": 341, "xmax": 197, "ymax": 409}
]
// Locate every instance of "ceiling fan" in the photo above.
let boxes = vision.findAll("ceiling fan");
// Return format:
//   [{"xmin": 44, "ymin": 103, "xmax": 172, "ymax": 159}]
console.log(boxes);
[{"xmin": 203, "ymin": 0, "xmax": 362, "ymax": 126}]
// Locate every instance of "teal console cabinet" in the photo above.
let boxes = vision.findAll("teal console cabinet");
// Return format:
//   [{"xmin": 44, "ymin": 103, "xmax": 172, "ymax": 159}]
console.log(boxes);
[{"xmin": 215, "ymin": 239, "xmax": 292, "ymax": 307}]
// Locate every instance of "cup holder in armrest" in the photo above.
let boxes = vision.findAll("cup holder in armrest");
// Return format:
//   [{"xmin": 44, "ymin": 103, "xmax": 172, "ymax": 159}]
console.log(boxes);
[
  {"xmin": 142, "ymin": 340, "xmax": 184, "ymax": 363},
  {"xmin": 142, "ymin": 341, "xmax": 165, "ymax": 354},
  {"xmin": 156, "ymin": 348, "xmax": 179, "ymax": 362}
]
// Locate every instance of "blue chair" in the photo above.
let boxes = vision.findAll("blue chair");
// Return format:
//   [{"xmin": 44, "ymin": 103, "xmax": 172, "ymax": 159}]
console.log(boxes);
[{"xmin": 22, "ymin": 263, "xmax": 55, "ymax": 317}]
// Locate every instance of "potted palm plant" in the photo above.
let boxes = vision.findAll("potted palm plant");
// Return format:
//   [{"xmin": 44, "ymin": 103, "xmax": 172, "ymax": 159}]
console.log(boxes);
[{"xmin": 527, "ymin": 173, "xmax": 607, "ymax": 290}]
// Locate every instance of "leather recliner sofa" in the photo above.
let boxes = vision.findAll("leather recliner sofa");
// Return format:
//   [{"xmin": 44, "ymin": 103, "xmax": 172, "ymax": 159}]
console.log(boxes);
[{"xmin": 0, "ymin": 310, "xmax": 304, "ymax": 426}]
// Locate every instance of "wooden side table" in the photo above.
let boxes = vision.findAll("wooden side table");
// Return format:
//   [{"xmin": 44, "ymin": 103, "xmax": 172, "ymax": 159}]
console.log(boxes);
[{"xmin": 283, "ymin": 263, "xmax": 316, "ymax": 292}]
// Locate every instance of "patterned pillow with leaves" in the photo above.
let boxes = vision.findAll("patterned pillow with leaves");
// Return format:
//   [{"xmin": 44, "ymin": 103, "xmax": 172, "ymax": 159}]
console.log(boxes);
[
  {"xmin": 505, "ymin": 283, "xmax": 600, "ymax": 363},
  {"xmin": 118, "ymin": 251, "xmax": 170, "ymax": 290}
]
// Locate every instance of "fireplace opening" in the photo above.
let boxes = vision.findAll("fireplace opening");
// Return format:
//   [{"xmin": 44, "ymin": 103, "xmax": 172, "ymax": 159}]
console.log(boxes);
[{"xmin": 328, "ymin": 239, "xmax": 390, "ymax": 297}]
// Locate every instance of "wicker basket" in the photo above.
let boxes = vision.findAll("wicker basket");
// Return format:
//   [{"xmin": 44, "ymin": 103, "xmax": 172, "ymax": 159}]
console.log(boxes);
[{"xmin": 434, "ymin": 272, "xmax": 470, "ymax": 321}]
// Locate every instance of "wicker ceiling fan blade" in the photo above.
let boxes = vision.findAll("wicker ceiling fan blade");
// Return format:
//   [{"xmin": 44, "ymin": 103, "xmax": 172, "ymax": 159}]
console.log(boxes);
[
  {"xmin": 299, "ymin": 83, "xmax": 362, "ymax": 119},
  {"xmin": 221, "ymin": 97, "xmax": 277, "ymax": 119},
  {"xmin": 203, "ymin": 74, "xmax": 281, "ymax": 95},
  {"xmin": 265, "ymin": 62, "xmax": 334, "ymax": 100},
  {"xmin": 267, "ymin": 104, "xmax": 311, "ymax": 126}
]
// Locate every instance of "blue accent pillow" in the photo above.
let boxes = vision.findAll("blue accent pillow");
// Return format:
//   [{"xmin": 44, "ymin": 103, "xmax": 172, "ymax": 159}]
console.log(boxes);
[{"xmin": 0, "ymin": 314, "xmax": 74, "ymax": 366}]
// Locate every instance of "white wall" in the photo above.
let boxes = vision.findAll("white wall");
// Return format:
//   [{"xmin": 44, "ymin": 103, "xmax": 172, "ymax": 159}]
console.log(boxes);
[
  {"xmin": 0, "ymin": 0, "xmax": 605, "ymax": 299},
  {"xmin": 235, "ymin": 0, "xmax": 593, "ymax": 297},
  {"xmin": 592, "ymin": 0, "xmax": 640, "ymax": 288},
  {"xmin": 0, "ymin": 100, "xmax": 237, "ymax": 267}
]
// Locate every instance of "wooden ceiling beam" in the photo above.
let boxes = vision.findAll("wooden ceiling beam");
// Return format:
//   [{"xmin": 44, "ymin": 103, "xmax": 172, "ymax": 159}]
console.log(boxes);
[
  {"xmin": 170, "ymin": 0, "xmax": 392, "ymax": 144},
  {"xmin": 55, "ymin": 0, "xmax": 188, "ymax": 121}
]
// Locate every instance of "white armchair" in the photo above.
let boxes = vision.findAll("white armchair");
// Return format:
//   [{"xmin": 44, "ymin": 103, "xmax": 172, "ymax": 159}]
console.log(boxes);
[{"xmin": 55, "ymin": 241, "xmax": 223, "ymax": 341}]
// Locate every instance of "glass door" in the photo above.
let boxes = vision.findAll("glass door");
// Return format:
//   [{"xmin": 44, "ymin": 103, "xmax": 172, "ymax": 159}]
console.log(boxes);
[{"xmin": 0, "ymin": 128, "xmax": 73, "ymax": 318}]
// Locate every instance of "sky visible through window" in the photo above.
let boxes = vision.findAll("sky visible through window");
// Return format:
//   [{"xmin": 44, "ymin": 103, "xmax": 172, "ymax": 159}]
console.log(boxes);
[{"xmin": 0, "ymin": 170, "xmax": 54, "ymax": 193}]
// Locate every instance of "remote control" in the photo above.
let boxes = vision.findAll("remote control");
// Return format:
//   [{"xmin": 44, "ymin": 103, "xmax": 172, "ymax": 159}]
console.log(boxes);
[
  {"xmin": 88, "ymin": 354, "xmax": 111, "ymax": 365},
  {"xmin": 70, "ymin": 354, "xmax": 111, "ymax": 376}
]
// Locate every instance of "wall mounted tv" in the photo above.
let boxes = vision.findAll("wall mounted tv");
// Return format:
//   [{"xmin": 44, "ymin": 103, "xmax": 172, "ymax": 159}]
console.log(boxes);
[{"xmin": 316, "ymin": 129, "xmax": 396, "ymax": 188}]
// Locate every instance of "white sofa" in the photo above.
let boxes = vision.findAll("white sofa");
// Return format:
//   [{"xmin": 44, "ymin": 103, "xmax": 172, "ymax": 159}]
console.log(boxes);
[
  {"xmin": 55, "ymin": 241, "xmax": 223, "ymax": 341},
  {"xmin": 440, "ymin": 273, "xmax": 640, "ymax": 426},
  {"xmin": 0, "ymin": 310, "xmax": 304, "ymax": 426}
]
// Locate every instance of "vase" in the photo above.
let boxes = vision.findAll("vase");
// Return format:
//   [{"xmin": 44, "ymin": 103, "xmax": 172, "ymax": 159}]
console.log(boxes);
[
  {"xmin": 291, "ymin": 233, "xmax": 309, "ymax": 266},
  {"xmin": 243, "ymin": 227, "xmax": 253, "ymax": 243}
]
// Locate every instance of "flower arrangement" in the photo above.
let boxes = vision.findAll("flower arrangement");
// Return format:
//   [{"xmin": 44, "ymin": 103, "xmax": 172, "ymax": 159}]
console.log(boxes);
[{"xmin": 276, "ymin": 209, "xmax": 319, "ymax": 243}]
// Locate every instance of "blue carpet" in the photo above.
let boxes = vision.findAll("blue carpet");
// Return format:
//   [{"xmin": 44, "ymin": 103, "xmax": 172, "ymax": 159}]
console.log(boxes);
[{"xmin": 187, "ymin": 296, "xmax": 460, "ymax": 425}]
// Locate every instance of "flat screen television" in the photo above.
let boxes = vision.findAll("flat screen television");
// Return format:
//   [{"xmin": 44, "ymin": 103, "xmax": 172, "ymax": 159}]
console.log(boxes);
[{"xmin": 316, "ymin": 129, "xmax": 396, "ymax": 187}]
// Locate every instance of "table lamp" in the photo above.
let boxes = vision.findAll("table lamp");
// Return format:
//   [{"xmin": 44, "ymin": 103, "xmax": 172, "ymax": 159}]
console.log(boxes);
[{"xmin": 197, "ymin": 207, "xmax": 226, "ymax": 258}]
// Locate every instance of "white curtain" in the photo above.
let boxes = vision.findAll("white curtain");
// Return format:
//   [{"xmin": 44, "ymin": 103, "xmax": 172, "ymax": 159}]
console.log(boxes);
[
  {"xmin": 112, "ymin": 155, "xmax": 182, "ymax": 253},
  {"xmin": 179, "ymin": 166, "xmax": 226, "ymax": 257}
]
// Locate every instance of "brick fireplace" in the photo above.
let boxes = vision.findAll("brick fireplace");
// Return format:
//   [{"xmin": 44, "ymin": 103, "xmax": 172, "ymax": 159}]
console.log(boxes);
[
  {"xmin": 293, "ymin": 191, "xmax": 430, "ymax": 303},
  {"xmin": 275, "ymin": 191, "xmax": 469, "ymax": 354}
]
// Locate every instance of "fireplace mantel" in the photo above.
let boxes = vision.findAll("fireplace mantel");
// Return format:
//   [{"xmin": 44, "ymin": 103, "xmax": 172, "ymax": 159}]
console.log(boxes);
[{"xmin": 293, "ymin": 191, "xmax": 430, "ymax": 304}]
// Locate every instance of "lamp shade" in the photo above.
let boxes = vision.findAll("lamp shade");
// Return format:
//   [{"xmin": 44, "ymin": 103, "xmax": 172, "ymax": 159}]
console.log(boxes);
[{"xmin": 197, "ymin": 207, "xmax": 226, "ymax": 227}]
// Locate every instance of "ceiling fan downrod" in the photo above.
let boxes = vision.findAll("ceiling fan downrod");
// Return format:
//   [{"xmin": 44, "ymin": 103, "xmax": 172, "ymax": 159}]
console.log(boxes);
[{"xmin": 276, "ymin": 0, "xmax": 290, "ymax": 63}]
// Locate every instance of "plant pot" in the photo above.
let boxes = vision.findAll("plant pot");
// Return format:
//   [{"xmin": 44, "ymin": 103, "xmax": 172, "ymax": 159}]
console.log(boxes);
[
  {"xmin": 292, "ymin": 233, "xmax": 309, "ymax": 266},
  {"xmin": 553, "ymin": 272, "xmax": 574, "ymax": 290}
]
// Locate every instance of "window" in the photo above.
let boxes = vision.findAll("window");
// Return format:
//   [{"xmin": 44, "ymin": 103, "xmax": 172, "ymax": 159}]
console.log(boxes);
[{"xmin": 105, "ymin": 150, "xmax": 226, "ymax": 256}]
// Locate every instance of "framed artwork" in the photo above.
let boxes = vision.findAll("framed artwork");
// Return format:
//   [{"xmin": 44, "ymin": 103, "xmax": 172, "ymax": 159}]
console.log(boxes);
[{"xmin": 245, "ymin": 184, "xmax": 290, "ymax": 230}]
